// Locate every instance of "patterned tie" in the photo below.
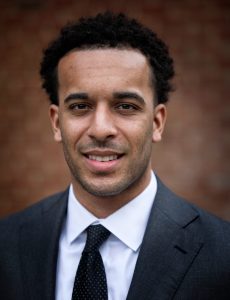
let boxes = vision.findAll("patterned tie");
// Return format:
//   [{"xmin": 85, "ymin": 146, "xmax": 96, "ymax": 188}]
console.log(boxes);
[{"xmin": 72, "ymin": 225, "xmax": 111, "ymax": 300}]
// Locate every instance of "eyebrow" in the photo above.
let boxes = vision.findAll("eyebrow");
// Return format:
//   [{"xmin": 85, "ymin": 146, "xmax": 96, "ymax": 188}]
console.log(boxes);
[
  {"xmin": 113, "ymin": 91, "xmax": 145, "ymax": 105},
  {"xmin": 64, "ymin": 93, "xmax": 89, "ymax": 103},
  {"xmin": 63, "ymin": 91, "xmax": 145, "ymax": 105}
]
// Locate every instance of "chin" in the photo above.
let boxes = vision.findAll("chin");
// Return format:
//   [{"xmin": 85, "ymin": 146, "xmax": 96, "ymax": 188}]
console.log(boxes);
[{"xmin": 79, "ymin": 179, "xmax": 130, "ymax": 198}]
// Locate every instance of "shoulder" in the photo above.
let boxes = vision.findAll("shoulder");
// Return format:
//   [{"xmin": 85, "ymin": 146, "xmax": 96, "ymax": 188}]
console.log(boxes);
[
  {"xmin": 191, "ymin": 203, "xmax": 230, "ymax": 251},
  {"xmin": 155, "ymin": 177, "xmax": 230, "ymax": 243},
  {"xmin": 0, "ymin": 189, "xmax": 68, "ymax": 241},
  {"xmin": 178, "ymin": 192, "xmax": 230, "ymax": 240}
]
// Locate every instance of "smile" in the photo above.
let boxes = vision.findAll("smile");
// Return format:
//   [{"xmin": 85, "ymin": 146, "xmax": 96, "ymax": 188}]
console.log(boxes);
[
  {"xmin": 83, "ymin": 152, "xmax": 122, "ymax": 172},
  {"xmin": 88, "ymin": 155, "xmax": 118, "ymax": 162}
]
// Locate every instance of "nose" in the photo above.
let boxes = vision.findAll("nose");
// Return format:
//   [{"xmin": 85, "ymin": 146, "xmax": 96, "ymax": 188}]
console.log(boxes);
[{"xmin": 87, "ymin": 104, "xmax": 118, "ymax": 141}]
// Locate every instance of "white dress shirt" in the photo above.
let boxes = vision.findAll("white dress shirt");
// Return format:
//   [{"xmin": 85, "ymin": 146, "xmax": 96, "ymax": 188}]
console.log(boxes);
[{"xmin": 55, "ymin": 172, "xmax": 157, "ymax": 300}]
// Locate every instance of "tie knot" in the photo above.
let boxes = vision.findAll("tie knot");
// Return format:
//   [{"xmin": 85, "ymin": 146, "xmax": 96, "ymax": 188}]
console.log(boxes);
[{"xmin": 84, "ymin": 225, "xmax": 110, "ymax": 253}]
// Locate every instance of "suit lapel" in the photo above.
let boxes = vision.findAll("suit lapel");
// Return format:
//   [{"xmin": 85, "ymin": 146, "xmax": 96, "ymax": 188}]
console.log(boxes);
[
  {"xmin": 127, "ymin": 179, "xmax": 204, "ymax": 300},
  {"xmin": 19, "ymin": 190, "xmax": 68, "ymax": 300}
]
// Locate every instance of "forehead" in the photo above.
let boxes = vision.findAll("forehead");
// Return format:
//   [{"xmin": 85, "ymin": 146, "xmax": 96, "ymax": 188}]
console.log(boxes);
[{"xmin": 57, "ymin": 48, "xmax": 152, "ymax": 81}]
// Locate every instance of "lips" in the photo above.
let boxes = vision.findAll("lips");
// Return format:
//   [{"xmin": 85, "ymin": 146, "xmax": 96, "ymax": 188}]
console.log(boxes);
[
  {"xmin": 88, "ymin": 155, "xmax": 118, "ymax": 162},
  {"xmin": 82, "ymin": 150, "xmax": 123, "ymax": 172}
]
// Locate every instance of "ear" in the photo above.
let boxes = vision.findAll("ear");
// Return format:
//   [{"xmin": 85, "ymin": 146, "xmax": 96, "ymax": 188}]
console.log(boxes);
[
  {"xmin": 49, "ymin": 104, "xmax": 62, "ymax": 142},
  {"xmin": 152, "ymin": 104, "xmax": 167, "ymax": 143}
]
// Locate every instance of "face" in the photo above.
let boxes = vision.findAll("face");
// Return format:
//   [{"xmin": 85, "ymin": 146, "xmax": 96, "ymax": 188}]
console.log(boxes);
[{"xmin": 50, "ymin": 48, "xmax": 166, "ymax": 208}]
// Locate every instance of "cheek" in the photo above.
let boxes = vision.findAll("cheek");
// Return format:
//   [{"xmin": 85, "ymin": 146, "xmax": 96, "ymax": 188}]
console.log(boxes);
[
  {"xmin": 123, "ymin": 120, "xmax": 153, "ymax": 151},
  {"xmin": 60, "ymin": 118, "xmax": 87, "ymax": 142}
]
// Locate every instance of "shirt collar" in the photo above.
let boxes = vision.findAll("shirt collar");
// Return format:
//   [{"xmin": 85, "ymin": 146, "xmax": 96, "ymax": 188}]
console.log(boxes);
[{"xmin": 66, "ymin": 172, "xmax": 157, "ymax": 252}]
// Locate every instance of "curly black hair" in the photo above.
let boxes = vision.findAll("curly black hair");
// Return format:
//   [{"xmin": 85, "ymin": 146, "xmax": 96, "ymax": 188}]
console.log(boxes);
[{"xmin": 40, "ymin": 11, "xmax": 174, "ymax": 105}]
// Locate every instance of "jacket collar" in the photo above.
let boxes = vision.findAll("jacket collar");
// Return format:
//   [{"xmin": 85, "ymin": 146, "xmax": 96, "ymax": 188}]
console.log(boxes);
[{"xmin": 127, "ymin": 177, "xmax": 204, "ymax": 300}]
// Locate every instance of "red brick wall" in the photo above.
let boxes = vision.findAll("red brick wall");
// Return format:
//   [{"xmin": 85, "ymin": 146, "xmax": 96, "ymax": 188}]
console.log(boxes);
[{"xmin": 0, "ymin": 0, "xmax": 229, "ymax": 220}]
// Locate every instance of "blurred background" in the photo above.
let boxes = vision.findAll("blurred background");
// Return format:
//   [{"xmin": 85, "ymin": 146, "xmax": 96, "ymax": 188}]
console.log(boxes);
[{"xmin": 0, "ymin": 0, "xmax": 229, "ymax": 220}]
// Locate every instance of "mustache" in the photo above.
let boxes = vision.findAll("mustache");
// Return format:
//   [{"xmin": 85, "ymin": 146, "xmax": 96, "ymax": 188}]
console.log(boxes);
[{"xmin": 79, "ymin": 141, "xmax": 126, "ymax": 152}]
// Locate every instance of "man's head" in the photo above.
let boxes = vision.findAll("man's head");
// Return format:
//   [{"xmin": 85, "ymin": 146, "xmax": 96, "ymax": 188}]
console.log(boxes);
[
  {"xmin": 42, "ymin": 12, "xmax": 174, "ymax": 216},
  {"xmin": 40, "ymin": 11, "xmax": 174, "ymax": 106}
]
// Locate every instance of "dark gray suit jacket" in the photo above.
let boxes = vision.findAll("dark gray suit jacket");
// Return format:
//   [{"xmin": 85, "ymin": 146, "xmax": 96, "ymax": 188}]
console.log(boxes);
[{"xmin": 1, "ymin": 178, "xmax": 230, "ymax": 300}]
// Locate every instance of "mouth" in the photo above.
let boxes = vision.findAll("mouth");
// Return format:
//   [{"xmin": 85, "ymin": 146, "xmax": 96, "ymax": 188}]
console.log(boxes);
[
  {"xmin": 82, "ymin": 150, "xmax": 124, "ymax": 172},
  {"xmin": 87, "ymin": 154, "xmax": 119, "ymax": 162}
]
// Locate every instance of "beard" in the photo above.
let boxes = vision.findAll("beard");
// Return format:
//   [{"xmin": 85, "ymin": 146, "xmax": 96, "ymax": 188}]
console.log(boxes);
[{"xmin": 61, "ymin": 133, "xmax": 153, "ymax": 198}]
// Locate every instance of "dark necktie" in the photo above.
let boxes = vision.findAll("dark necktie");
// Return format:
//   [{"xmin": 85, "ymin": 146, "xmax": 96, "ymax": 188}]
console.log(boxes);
[{"xmin": 71, "ymin": 224, "xmax": 111, "ymax": 300}]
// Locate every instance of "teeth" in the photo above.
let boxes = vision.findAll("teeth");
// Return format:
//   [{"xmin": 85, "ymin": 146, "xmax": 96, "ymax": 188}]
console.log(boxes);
[{"xmin": 88, "ymin": 155, "xmax": 118, "ymax": 162}]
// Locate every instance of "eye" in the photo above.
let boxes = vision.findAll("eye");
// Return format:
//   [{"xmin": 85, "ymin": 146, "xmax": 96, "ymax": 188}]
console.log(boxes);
[
  {"xmin": 116, "ymin": 103, "xmax": 137, "ymax": 110},
  {"xmin": 69, "ymin": 103, "xmax": 91, "ymax": 110},
  {"xmin": 68, "ymin": 102, "xmax": 93, "ymax": 116}
]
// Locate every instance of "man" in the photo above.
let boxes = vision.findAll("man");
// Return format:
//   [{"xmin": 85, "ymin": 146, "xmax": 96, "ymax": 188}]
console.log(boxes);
[{"xmin": 0, "ymin": 12, "xmax": 230, "ymax": 300}]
